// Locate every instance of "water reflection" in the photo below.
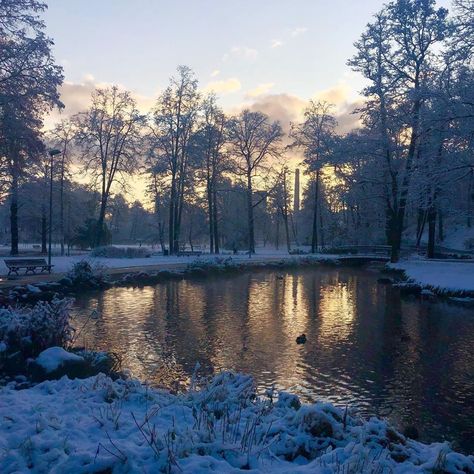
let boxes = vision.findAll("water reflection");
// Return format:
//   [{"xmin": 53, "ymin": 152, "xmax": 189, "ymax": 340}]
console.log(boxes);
[{"xmin": 72, "ymin": 267, "xmax": 474, "ymax": 452}]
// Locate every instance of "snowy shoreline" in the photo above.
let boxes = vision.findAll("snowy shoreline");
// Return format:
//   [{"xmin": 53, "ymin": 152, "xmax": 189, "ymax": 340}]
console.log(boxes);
[
  {"xmin": 388, "ymin": 259, "xmax": 474, "ymax": 296},
  {"xmin": 0, "ymin": 371, "xmax": 473, "ymax": 473}
]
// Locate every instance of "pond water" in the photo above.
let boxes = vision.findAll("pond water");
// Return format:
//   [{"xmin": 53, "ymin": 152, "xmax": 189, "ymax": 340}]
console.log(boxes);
[{"xmin": 71, "ymin": 266, "xmax": 474, "ymax": 453}]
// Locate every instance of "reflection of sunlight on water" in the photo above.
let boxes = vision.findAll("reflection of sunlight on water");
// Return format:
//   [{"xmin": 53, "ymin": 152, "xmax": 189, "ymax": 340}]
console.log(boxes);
[
  {"xmin": 71, "ymin": 267, "xmax": 474, "ymax": 452},
  {"xmin": 318, "ymin": 279, "xmax": 356, "ymax": 345}
]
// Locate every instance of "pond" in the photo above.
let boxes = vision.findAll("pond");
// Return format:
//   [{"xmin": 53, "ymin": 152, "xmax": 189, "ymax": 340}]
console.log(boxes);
[{"xmin": 71, "ymin": 266, "xmax": 474, "ymax": 453}]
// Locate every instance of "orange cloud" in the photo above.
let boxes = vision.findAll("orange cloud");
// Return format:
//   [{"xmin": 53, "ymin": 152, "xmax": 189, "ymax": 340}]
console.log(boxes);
[
  {"xmin": 245, "ymin": 82, "xmax": 275, "ymax": 98},
  {"xmin": 203, "ymin": 77, "xmax": 242, "ymax": 94}
]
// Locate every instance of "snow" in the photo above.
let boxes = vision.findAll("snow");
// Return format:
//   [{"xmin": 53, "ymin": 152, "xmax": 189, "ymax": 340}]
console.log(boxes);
[
  {"xmin": 0, "ymin": 250, "xmax": 335, "ymax": 276},
  {"xmin": 35, "ymin": 347, "xmax": 84, "ymax": 373},
  {"xmin": 441, "ymin": 226, "xmax": 474, "ymax": 251},
  {"xmin": 0, "ymin": 372, "xmax": 472, "ymax": 473},
  {"xmin": 389, "ymin": 259, "xmax": 474, "ymax": 292}
]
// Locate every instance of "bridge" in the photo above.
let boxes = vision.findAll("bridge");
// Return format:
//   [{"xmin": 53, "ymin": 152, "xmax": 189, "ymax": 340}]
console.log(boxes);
[{"xmin": 321, "ymin": 245, "xmax": 392, "ymax": 264}]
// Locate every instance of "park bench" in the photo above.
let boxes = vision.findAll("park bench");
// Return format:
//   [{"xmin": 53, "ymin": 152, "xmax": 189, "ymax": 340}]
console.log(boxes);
[
  {"xmin": 177, "ymin": 243, "xmax": 203, "ymax": 257},
  {"xmin": 4, "ymin": 258, "xmax": 54, "ymax": 276}
]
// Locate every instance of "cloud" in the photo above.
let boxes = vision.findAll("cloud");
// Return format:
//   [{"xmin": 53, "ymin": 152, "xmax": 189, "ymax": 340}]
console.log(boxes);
[
  {"xmin": 313, "ymin": 83, "xmax": 351, "ymax": 106},
  {"xmin": 245, "ymin": 82, "xmax": 275, "ymax": 98},
  {"xmin": 242, "ymin": 93, "xmax": 307, "ymax": 135},
  {"xmin": 44, "ymin": 75, "xmax": 155, "ymax": 129},
  {"xmin": 236, "ymin": 85, "xmax": 362, "ymax": 137},
  {"xmin": 291, "ymin": 27, "xmax": 308, "ymax": 37},
  {"xmin": 312, "ymin": 83, "xmax": 362, "ymax": 133},
  {"xmin": 271, "ymin": 39, "xmax": 283, "ymax": 48},
  {"xmin": 223, "ymin": 46, "xmax": 258, "ymax": 62},
  {"xmin": 210, "ymin": 69, "xmax": 220, "ymax": 77},
  {"xmin": 203, "ymin": 77, "xmax": 242, "ymax": 94}
]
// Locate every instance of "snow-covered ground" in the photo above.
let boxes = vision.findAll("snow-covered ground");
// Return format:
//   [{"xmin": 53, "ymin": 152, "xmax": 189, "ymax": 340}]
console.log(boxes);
[
  {"xmin": 390, "ymin": 259, "xmax": 474, "ymax": 292},
  {"xmin": 406, "ymin": 222, "xmax": 474, "ymax": 251},
  {"xmin": 0, "ymin": 250, "xmax": 323, "ymax": 276},
  {"xmin": 441, "ymin": 225, "xmax": 474, "ymax": 251},
  {"xmin": 0, "ymin": 371, "xmax": 472, "ymax": 473}
]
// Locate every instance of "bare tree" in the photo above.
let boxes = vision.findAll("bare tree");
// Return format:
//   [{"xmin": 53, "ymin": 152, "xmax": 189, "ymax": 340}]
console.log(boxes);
[
  {"xmin": 193, "ymin": 95, "xmax": 228, "ymax": 254},
  {"xmin": 47, "ymin": 119, "xmax": 75, "ymax": 255},
  {"xmin": 291, "ymin": 100, "xmax": 336, "ymax": 253},
  {"xmin": 149, "ymin": 66, "xmax": 200, "ymax": 254},
  {"xmin": 74, "ymin": 86, "xmax": 144, "ymax": 247},
  {"xmin": 228, "ymin": 110, "xmax": 282, "ymax": 254}
]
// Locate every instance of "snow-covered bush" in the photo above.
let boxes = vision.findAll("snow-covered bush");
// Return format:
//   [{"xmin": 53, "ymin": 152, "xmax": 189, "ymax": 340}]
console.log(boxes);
[
  {"xmin": 187, "ymin": 256, "xmax": 236, "ymax": 272},
  {"xmin": 91, "ymin": 245, "xmax": 151, "ymax": 258},
  {"xmin": 66, "ymin": 260, "xmax": 108, "ymax": 288},
  {"xmin": 0, "ymin": 298, "xmax": 74, "ymax": 361}
]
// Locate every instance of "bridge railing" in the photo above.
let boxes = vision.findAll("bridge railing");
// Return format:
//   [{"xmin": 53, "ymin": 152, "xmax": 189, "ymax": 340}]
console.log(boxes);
[{"xmin": 320, "ymin": 245, "xmax": 392, "ymax": 256}]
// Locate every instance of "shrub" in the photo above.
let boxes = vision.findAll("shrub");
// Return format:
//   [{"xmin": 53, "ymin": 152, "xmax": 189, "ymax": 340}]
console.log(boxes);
[
  {"xmin": 0, "ymin": 298, "xmax": 74, "ymax": 361},
  {"xmin": 72, "ymin": 218, "xmax": 112, "ymax": 250},
  {"xmin": 90, "ymin": 245, "xmax": 151, "ymax": 259},
  {"xmin": 67, "ymin": 260, "xmax": 108, "ymax": 288}
]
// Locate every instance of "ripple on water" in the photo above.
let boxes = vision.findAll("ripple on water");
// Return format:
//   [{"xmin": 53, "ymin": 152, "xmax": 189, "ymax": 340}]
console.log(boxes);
[{"xmin": 72, "ymin": 267, "xmax": 474, "ymax": 453}]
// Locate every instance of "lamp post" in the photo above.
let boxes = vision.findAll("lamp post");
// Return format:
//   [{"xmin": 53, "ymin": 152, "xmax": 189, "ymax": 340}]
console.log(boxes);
[{"xmin": 48, "ymin": 149, "xmax": 61, "ymax": 270}]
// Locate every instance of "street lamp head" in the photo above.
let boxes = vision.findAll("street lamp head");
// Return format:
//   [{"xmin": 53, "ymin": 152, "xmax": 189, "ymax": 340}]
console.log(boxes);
[{"xmin": 49, "ymin": 149, "xmax": 61, "ymax": 156}]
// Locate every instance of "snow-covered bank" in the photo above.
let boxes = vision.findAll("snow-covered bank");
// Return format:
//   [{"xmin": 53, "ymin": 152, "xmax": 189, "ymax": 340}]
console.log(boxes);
[
  {"xmin": 1, "ymin": 255, "xmax": 341, "ymax": 303},
  {"xmin": 0, "ymin": 372, "xmax": 472, "ymax": 473},
  {"xmin": 0, "ymin": 250, "xmax": 332, "ymax": 277},
  {"xmin": 389, "ymin": 260, "xmax": 474, "ymax": 294}
]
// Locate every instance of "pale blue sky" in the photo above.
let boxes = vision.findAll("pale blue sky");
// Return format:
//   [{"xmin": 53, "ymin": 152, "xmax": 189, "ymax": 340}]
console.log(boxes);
[
  {"xmin": 44, "ymin": 0, "xmax": 450, "ymax": 111},
  {"xmin": 43, "ymin": 0, "xmax": 453, "ymax": 202}
]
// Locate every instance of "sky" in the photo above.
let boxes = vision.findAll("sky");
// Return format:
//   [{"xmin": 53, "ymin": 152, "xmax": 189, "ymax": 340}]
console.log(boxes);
[{"xmin": 42, "ymin": 0, "xmax": 452, "ymax": 202}]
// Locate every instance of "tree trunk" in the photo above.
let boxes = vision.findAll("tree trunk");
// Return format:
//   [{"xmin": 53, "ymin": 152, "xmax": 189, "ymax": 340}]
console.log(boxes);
[
  {"xmin": 275, "ymin": 217, "xmax": 279, "ymax": 250},
  {"xmin": 391, "ymin": 96, "xmax": 421, "ymax": 262},
  {"xmin": 468, "ymin": 170, "xmax": 473, "ymax": 228},
  {"xmin": 283, "ymin": 212, "xmax": 290, "ymax": 253},
  {"xmin": 60, "ymin": 155, "xmax": 65, "ymax": 256},
  {"xmin": 10, "ymin": 179, "xmax": 19, "ymax": 256},
  {"xmin": 427, "ymin": 206, "xmax": 436, "ymax": 259},
  {"xmin": 415, "ymin": 209, "xmax": 427, "ymax": 248},
  {"xmin": 283, "ymin": 169, "xmax": 291, "ymax": 253},
  {"xmin": 167, "ymin": 174, "xmax": 176, "ymax": 254},
  {"xmin": 319, "ymin": 209, "xmax": 325, "ymax": 248},
  {"xmin": 213, "ymin": 189, "xmax": 219, "ymax": 254},
  {"xmin": 96, "ymin": 197, "xmax": 107, "ymax": 247},
  {"xmin": 246, "ymin": 172, "xmax": 255, "ymax": 254},
  {"xmin": 438, "ymin": 210, "xmax": 444, "ymax": 242},
  {"xmin": 41, "ymin": 213, "xmax": 47, "ymax": 254},
  {"xmin": 207, "ymin": 185, "xmax": 214, "ymax": 253},
  {"xmin": 311, "ymin": 172, "xmax": 320, "ymax": 253}
]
